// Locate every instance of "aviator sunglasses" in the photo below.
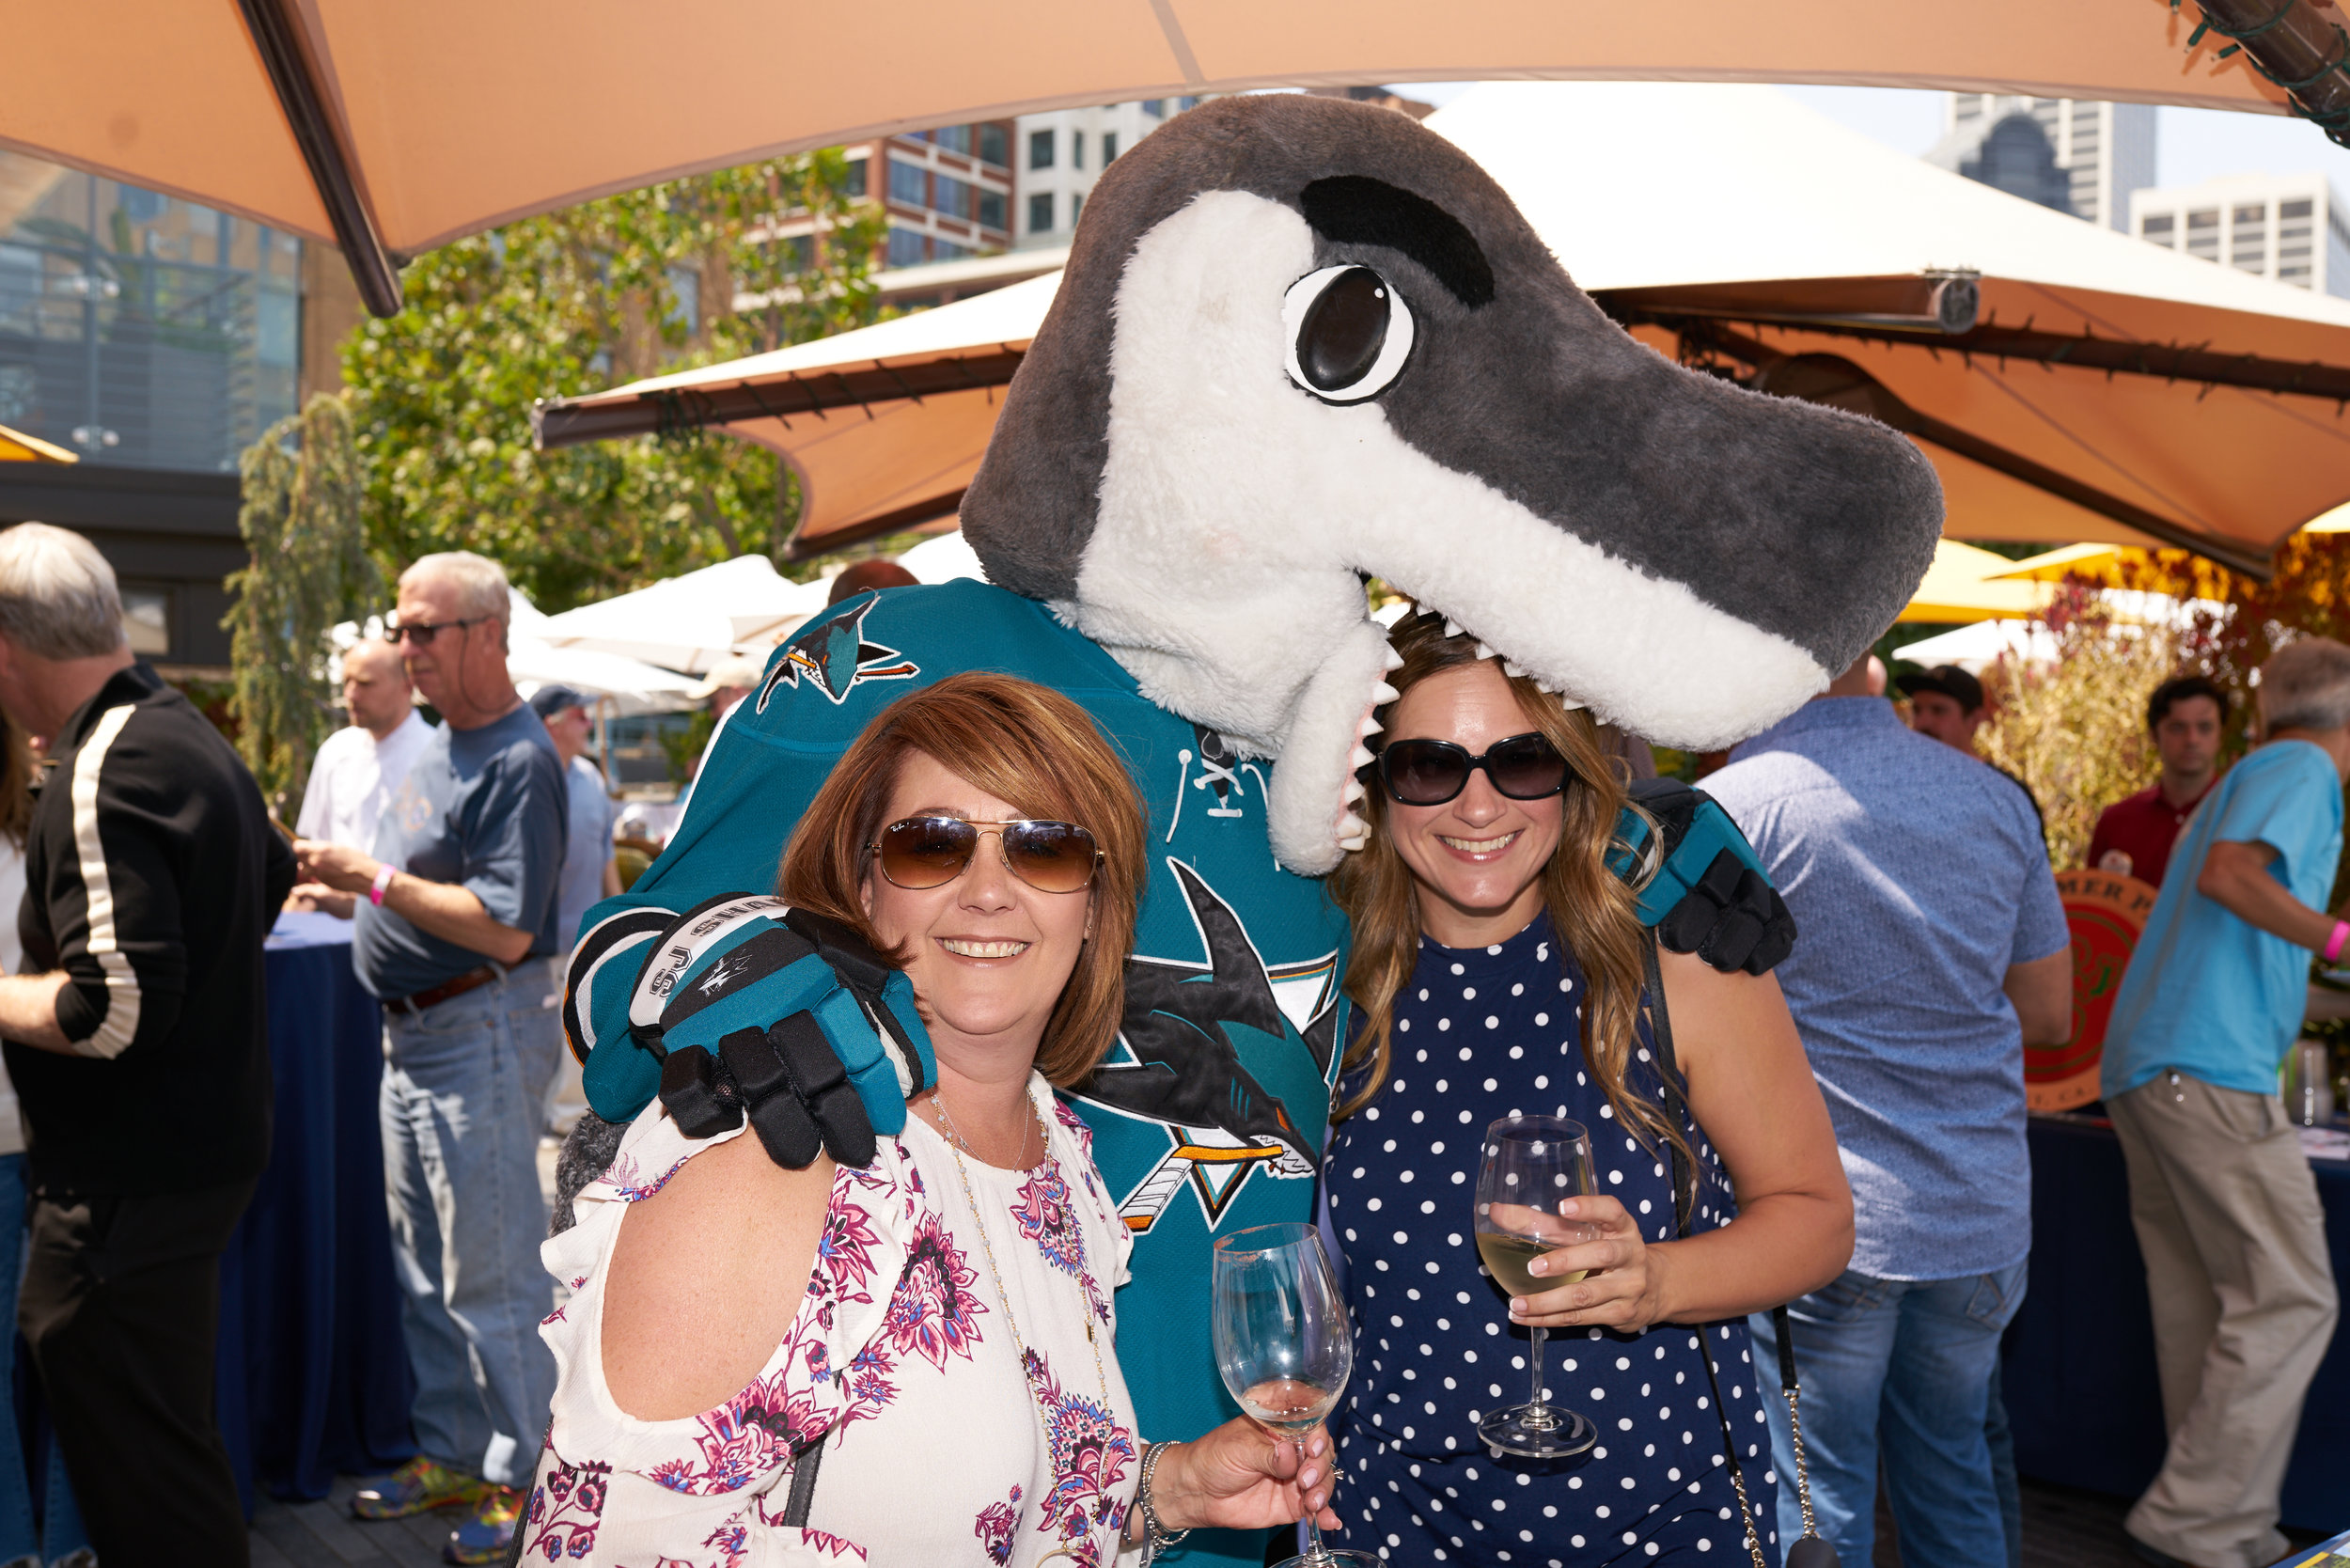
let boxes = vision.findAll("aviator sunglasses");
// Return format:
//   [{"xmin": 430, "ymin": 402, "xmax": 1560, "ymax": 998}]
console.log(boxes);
[
  {"xmin": 1376, "ymin": 732, "xmax": 1573, "ymax": 808},
  {"xmin": 870, "ymin": 816, "xmax": 1103, "ymax": 895}
]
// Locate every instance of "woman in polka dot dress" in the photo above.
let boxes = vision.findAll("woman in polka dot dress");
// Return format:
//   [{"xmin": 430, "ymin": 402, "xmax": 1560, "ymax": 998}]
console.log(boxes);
[{"xmin": 1322, "ymin": 612, "xmax": 1855, "ymax": 1568}]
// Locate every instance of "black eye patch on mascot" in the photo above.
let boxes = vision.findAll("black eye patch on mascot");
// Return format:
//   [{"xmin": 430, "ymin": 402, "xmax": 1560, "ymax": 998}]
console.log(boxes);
[{"xmin": 548, "ymin": 92, "xmax": 1938, "ymax": 1568}]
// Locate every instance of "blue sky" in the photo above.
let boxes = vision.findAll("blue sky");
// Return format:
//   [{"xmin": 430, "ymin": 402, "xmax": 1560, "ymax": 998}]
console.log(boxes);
[{"xmin": 1403, "ymin": 82, "xmax": 2346, "ymax": 190}]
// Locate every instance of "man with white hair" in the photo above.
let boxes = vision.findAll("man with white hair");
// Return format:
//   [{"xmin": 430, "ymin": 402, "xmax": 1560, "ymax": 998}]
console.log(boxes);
[
  {"xmin": 294, "ymin": 551, "xmax": 567, "ymax": 1563},
  {"xmin": 287, "ymin": 635, "xmax": 436, "ymax": 914},
  {"xmin": 0, "ymin": 523, "xmax": 294, "ymax": 1565},
  {"xmin": 2101, "ymin": 636, "xmax": 2350, "ymax": 1568}
]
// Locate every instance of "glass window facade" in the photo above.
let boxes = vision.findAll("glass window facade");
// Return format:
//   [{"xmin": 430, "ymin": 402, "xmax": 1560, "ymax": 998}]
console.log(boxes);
[
  {"xmin": 1072, "ymin": 132, "xmax": 1086, "ymax": 171},
  {"xmin": 934, "ymin": 175, "xmax": 971, "ymax": 221},
  {"xmin": 887, "ymin": 159, "xmax": 928, "ymax": 207},
  {"xmin": 934, "ymin": 125, "xmax": 972, "ymax": 156},
  {"xmin": 1028, "ymin": 193, "xmax": 1054, "ymax": 234},
  {"xmin": 886, "ymin": 227, "xmax": 927, "ymax": 268},
  {"xmin": 977, "ymin": 189, "xmax": 1007, "ymax": 233},
  {"xmin": 979, "ymin": 124, "xmax": 1009, "ymax": 168},
  {"xmin": 0, "ymin": 150, "xmax": 301, "ymax": 472},
  {"xmin": 1104, "ymin": 132, "xmax": 1120, "ymax": 165},
  {"xmin": 934, "ymin": 240, "xmax": 968, "ymax": 262},
  {"xmin": 845, "ymin": 158, "xmax": 868, "ymax": 197},
  {"xmin": 1028, "ymin": 130, "xmax": 1056, "ymax": 170}
]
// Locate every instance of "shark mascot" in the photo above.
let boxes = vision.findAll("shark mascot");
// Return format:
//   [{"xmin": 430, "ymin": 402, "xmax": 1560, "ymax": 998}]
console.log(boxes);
[{"xmin": 554, "ymin": 94, "xmax": 1939, "ymax": 1565}]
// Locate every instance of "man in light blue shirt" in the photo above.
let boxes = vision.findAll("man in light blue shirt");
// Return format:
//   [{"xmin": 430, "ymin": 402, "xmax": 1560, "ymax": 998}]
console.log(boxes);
[
  {"xmin": 1704, "ymin": 652, "xmax": 2071, "ymax": 1568},
  {"xmin": 2099, "ymin": 637, "xmax": 2350, "ymax": 1568}
]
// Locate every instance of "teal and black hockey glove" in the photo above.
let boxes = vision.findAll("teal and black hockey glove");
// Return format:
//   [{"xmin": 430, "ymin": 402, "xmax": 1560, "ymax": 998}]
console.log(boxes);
[
  {"xmin": 564, "ymin": 893, "xmax": 932, "ymax": 1170},
  {"xmin": 1616, "ymin": 778, "xmax": 1796, "ymax": 977}
]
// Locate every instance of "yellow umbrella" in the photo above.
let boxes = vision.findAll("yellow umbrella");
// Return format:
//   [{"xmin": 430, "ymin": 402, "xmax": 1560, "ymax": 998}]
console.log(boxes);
[
  {"xmin": 1903, "ymin": 541, "xmax": 2055, "ymax": 622},
  {"xmin": 0, "ymin": 424, "xmax": 77, "ymax": 464},
  {"xmin": 0, "ymin": 0, "xmax": 2334, "ymax": 317}
]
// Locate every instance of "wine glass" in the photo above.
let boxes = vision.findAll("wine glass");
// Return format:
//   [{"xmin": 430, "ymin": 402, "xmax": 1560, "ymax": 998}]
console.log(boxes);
[
  {"xmin": 1211, "ymin": 1222, "xmax": 1374, "ymax": 1568},
  {"xmin": 1473, "ymin": 1114, "xmax": 1600, "ymax": 1458}
]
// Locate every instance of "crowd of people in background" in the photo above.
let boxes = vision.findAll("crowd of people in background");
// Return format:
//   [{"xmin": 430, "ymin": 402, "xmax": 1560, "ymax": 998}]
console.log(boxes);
[{"xmin": 0, "ymin": 509, "xmax": 2343, "ymax": 1568}]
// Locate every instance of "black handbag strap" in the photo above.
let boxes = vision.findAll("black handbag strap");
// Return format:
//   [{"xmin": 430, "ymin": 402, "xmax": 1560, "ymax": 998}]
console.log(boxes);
[{"xmin": 1642, "ymin": 934, "xmax": 1833, "ymax": 1568}]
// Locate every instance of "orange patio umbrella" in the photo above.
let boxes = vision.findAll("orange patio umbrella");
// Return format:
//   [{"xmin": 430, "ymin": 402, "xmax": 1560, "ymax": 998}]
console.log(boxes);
[
  {"xmin": 0, "ymin": 0, "xmax": 2342, "ymax": 318},
  {"xmin": 537, "ymin": 84, "xmax": 2350, "ymax": 578}
]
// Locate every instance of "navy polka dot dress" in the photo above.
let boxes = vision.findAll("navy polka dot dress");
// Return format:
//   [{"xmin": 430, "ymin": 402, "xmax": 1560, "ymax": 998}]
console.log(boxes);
[{"xmin": 1324, "ymin": 913, "xmax": 1779, "ymax": 1567}]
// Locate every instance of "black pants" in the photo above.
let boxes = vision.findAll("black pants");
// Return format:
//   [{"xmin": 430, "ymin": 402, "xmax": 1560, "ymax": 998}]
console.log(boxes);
[{"xmin": 20, "ymin": 1176, "xmax": 258, "ymax": 1568}]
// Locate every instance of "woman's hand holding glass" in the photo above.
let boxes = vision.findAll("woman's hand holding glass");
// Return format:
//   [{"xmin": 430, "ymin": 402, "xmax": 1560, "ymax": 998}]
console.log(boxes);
[
  {"xmin": 1495, "ymin": 1192, "xmax": 1672, "ymax": 1335},
  {"xmin": 1128, "ymin": 1419, "xmax": 1341, "ymax": 1537}
]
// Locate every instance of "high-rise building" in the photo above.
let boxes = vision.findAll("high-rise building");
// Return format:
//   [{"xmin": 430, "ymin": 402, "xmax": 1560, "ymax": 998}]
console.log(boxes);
[
  {"xmin": 759, "ymin": 121, "xmax": 1016, "ymax": 274},
  {"xmin": 2130, "ymin": 172, "xmax": 2350, "ymax": 297},
  {"xmin": 1012, "ymin": 99, "xmax": 1206, "ymax": 249},
  {"xmin": 1931, "ymin": 95, "xmax": 2157, "ymax": 230},
  {"xmin": 0, "ymin": 149, "xmax": 358, "ymax": 669}
]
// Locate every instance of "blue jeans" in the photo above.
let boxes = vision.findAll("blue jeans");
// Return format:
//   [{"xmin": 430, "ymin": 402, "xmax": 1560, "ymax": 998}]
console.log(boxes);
[
  {"xmin": 0, "ymin": 1154, "xmax": 86, "ymax": 1566},
  {"xmin": 1750, "ymin": 1262, "xmax": 2027, "ymax": 1568},
  {"xmin": 381, "ymin": 960, "xmax": 561, "ymax": 1487}
]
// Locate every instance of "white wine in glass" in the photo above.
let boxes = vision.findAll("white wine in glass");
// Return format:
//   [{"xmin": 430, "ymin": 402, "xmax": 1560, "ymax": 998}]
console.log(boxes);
[
  {"xmin": 1212, "ymin": 1222, "xmax": 1374, "ymax": 1568},
  {"xmin": 1473, "ymin": 1114, "xmax": 1600, "ymax": 1459}
]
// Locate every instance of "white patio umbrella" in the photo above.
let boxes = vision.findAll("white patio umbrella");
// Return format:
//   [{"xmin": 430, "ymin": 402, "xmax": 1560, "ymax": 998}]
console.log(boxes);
[{"xmin": 533, "ymin": 555, "xmax": 831, "ymax": 675}]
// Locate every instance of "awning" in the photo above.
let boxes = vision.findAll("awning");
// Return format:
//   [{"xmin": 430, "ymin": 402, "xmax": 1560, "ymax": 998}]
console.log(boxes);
[
  {"xmin": 539, "ymin": 83, "xmax": 2350, "ymax": 575},
  {"xmin": 0, "ymin": 2, "xmax": 2332, "ymax": 317}
]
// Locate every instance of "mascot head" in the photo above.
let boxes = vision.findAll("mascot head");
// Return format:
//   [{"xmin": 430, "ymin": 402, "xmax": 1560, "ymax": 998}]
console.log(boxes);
[{"xmin": 962, "ymin": 94, "xmax": 1942, "ymax": 874}]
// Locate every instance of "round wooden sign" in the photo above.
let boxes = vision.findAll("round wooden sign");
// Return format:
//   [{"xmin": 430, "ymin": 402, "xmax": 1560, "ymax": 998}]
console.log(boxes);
[{"xmin": 2030, "ymin": 869, "xmax": 2161, "ymax": 1112}]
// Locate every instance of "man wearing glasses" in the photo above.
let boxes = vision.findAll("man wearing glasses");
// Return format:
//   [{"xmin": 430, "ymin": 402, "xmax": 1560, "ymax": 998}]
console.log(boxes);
[{"xmin": 294, "ymin": 551, "xmax": 568, "ymax": 1564}]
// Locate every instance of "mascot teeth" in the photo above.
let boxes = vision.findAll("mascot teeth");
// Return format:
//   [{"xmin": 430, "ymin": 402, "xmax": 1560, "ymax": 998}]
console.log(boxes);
[
  {"xmin": 1371, "ymin": 680, "xmax": 1401, "ymax": 705},
  {"xmin": 1443, "ymin": 618, "xmax": 1465, "ymax": 638},
  {"xmin": 1381, "ymin": 648, "xmax": 1406, "ymax": 674},
  {"xmin": 1503, "ymin": 660, "xmax": 1525, "ymax": 679},
  {"xmin": 1348, "ymin": 744, "xmax": 1376, "ymax": 770}
]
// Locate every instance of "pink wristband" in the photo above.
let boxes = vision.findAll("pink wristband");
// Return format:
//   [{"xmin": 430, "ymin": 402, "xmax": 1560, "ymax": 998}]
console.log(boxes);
[
  {"xmin": 2327, "ymin": 920, "xmax": 2350, "ymax": 964},
  {"xmin": 369, "ymin": 864, "xmax": 397, "ymax": 906}
]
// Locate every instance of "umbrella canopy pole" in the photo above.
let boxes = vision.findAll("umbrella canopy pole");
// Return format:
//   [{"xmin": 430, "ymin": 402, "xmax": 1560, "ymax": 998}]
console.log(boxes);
[
  {"xmin": 2188, "ymin": 0, "xmax": 2350, "ymax": 148},
  {"xmin": 233, "ymin": 0, "xmax": 402, "ymax": 318}
]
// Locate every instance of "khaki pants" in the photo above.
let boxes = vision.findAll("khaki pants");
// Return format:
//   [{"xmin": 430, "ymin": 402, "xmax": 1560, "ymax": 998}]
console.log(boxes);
[{"xmin": 2108, "ymin": 1074, "xmax": 2340, "ymax": 1568}]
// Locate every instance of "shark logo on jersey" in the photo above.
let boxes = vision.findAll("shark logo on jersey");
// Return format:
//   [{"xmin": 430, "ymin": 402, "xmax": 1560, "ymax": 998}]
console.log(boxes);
[
  {"xmin": 756, "ymin": 599, "xmax": 920, "ymax": 712},
  {"xmin": 1081, "ymin": 860, "xmax": 1341, "ymax": 1233}
]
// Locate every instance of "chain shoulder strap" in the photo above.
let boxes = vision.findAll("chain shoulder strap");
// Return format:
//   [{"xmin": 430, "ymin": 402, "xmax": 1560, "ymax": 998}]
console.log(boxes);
[{"xmin": 1641, "ymin": 934, "xmax": 1837, "ymax": 1568}]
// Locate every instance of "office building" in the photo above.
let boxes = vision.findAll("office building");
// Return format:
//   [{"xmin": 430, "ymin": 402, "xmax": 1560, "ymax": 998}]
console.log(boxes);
[
  {"xmin": 2131, "ymin": 172, "xmax": 2350, "ymax": 296},
  {"xmin": 0, "ymin": 150, "xmax": 359, "ymax": 670},
  {"xmin": 758, "ymin": 121, "xmax": 1015, "ymax": 274},
  {"xmin": 1931, "ymin": 95, "xmax": 2156, "ymax": 230},
  {"xmin": 1014, "ymin": 99, "xmax": 1206, "ymax": 248}
]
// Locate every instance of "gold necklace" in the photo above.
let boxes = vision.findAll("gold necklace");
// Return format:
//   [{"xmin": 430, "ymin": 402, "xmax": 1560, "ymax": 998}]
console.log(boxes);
[{"xmin": 927, "ymin": 1083, "xmax": 1121, "ymax": 1565}]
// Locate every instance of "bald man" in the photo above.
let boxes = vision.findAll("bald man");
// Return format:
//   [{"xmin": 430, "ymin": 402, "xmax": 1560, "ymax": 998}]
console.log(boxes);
[{"xmin": 289, "ymin": 638, "xmax": 438, "ymax": 917}]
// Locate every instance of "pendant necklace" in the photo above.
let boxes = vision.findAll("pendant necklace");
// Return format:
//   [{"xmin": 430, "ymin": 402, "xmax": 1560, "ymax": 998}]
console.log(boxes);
[{"xmin": 928, "ymin": 1085, "xmax": 1120, "ymax": 1567}]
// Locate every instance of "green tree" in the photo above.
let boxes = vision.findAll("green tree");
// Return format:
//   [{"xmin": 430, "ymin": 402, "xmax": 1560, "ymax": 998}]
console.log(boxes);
[
  {"xmin": 341, "ymin": 153, "xmax": 886, "ymax": 612},
  {"xmin": 224, "ymin": 393, "xmax": 380, "ymax": 812}
]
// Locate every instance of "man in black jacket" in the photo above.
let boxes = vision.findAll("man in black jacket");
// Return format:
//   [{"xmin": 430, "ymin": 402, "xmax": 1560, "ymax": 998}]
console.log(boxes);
[{"xmin": 0, "ymin": 523, "xmax": 294, "ymax": 1565}]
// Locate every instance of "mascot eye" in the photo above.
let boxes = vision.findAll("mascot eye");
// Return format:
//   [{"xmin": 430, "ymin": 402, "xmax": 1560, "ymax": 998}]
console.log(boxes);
[{"xmin": 1282, "ymin": 265, "xmax": 1416, "ymax": 403}]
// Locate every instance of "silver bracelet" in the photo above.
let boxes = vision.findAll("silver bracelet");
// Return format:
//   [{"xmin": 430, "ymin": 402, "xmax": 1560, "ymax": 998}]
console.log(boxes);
[{"xmin": 1137, "ymin": 1439, "xmax": 1191, "ymax": 1563}]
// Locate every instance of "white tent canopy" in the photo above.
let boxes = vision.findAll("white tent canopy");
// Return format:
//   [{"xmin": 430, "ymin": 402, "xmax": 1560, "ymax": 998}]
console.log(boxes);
[
  {"xmin": 534, "ymin": 555, "xmax": 831, "ymax": 675},
  {"xmin": 540, "ymin": 83, "xmax": 2350, "ymax": 572}
]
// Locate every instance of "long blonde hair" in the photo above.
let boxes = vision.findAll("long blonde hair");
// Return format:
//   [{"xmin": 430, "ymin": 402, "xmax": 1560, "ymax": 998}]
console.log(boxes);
[{"xmin": 1332, "ymin": 612, "xmax": 1687, "ymax": 1177}]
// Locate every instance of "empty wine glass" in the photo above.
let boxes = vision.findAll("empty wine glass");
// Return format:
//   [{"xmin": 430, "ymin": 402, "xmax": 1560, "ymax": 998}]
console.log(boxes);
[
  {"xmin": 1473, "ymin": 1114, "xmax": 1600, "ymax": 1458},
  {"xmin": 1211, "ymin": 1221, "xmax": 1374, "ymax": 1568}
]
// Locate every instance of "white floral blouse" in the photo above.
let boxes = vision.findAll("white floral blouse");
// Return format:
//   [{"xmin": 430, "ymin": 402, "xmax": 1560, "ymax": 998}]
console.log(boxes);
[{"xmin": 521, "ymin": 1075, "xmax": 1139, "ymax": 1567}]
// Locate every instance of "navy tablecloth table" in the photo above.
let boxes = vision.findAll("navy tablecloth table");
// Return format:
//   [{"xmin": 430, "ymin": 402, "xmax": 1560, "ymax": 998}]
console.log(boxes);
[
  {"xmin": 213, "ymin": 911, "xmax": 415, "ymax": 1513},
  {"xmin": 2004, "ymin": 1115, "xmax": 2350, "ymax": 1533}
]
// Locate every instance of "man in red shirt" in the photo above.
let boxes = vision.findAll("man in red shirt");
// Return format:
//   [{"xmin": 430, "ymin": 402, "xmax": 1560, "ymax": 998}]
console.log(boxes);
[{"xmin": 2086, "ymin": 675, "xmax": 2229, "ymax": 886}]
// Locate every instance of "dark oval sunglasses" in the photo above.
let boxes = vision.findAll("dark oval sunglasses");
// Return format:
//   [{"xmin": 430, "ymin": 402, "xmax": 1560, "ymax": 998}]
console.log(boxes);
[
  {"xmin": 1377, "ymin": 732, "xmax": 1573, "ymax": 808},
  {"xmin": 870, "ymin": 816, "xmax": 1103, "ymax": 895},
  {"xmin": 384, "ymin": 615, "xmax": 491, "ymax": 646}
]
